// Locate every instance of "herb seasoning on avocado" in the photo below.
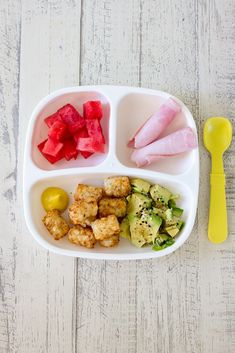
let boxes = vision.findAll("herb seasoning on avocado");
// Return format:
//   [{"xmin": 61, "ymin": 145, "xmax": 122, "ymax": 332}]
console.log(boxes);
[{"xmin": 120, "ymin": 178, "xmax": 185, "ymax": 251}]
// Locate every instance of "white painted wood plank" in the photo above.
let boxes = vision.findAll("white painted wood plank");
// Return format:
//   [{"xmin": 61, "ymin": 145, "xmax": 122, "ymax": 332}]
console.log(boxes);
[
  {"xmin": 15, "ymin": 1, "xmax": 81, "ymax": 352},
  {"xmin": 76, "ymin": 1, "xmax": 141, "ymax": 352},
  {"xmin": 80, "ymin": 0, "xmax": 141, "ymax": 86},
  {"xmin": 198, "ymin": 1, "xmax": 235, "ymax": 352},
  {"xmin": 137, "ymin": 2, "xmax": 201, "ymax": 352},
  {"xmin": 0, "ymin": 1, "xmax": 21, "ymax": 352}
]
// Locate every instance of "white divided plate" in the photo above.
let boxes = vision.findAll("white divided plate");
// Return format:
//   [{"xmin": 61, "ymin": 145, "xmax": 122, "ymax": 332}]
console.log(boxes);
[{"xmin": 23, "ymin": 86, "xmax": 199, "ymax": 260}]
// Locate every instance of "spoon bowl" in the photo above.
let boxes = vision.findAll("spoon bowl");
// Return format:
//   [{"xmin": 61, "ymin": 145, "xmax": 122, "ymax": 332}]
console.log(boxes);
[{"xmin": 204, "ymin": 117, "xmax": 232, "ymax": 154}]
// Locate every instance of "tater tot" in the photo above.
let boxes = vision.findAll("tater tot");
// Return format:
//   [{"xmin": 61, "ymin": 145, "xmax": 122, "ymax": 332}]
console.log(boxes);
[
  {"xmin": 91, "ymin": 215, "xmax": 120, "ymax": 240},
  {"xmin": 99, "ymin": 235, "xmax": 119, "ymax": 248},
  {"xmin": 74, "ymin": 184, "xmax": 103, "ymax": 203},
  {"xmin": 99, "ymin": 197, "xmax": 127, "ymax": 218},
  {"xmin": 42, "ymin": 209, "xmax": 69, "ymax": 240},
  {"xmin": 104, "ymin": 176, "xmax": 131, "ymax": 197},
  {"xmin": 68, "ymin": 200, "xmax": 98, "ymax": 227},
  {"xmin": 68, "ymin": 225, "xmax": 96, "ymax": 248}
]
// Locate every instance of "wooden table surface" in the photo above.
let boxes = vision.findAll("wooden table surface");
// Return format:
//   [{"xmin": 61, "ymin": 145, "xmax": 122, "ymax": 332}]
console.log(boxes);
[{"xmin": 1, "ymin": 1, "xmax": 235, "ymax": 352}]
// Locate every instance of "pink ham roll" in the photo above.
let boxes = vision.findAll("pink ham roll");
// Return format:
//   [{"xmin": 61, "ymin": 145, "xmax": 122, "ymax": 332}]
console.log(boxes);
[
  {"xmin": 131, "ymin": 127, "xmax": 198, "ymax": 167},
  {"xmin": 128, "ymin": 98, "xmax": 181, "ymax": 149}
]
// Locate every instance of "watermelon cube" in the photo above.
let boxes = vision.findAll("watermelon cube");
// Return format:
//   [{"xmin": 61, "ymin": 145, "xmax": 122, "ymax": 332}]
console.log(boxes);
[
  {"xmin": 83, "ymin": 101, "xmax": 103, "ymax": 120},
  {"xmin": 67, "ymin": 119, "xmax": 85, "ymax": 134},
  {"xmin": 42, "ymin": 138, "xmax": 64, "ymax": 157},
  {"xmin": 86, "ymin": 119, "xmax": 105, "ymax": 144},
  {"xmin": 63, "ymin": 139, "xmax": 79, "ymax": 161},
  {"xmin": 73, "ymin": 127, "xmax": 93, "ymax": 158},
  {"xmin": 44, "ymin": 112, "xmax": 62, "ymax": 128},
  {"xmin": 73, "ymin": 126, "xmax": 93, "ymax": 143},
  {"xmin": 57, "ymin": 104, "xmax": 83, "ymax": 125},
  {"xmin": 80, "ymin": 151, "xmax": 93, "ymax": 159},
  {"xmin": 77, "ymin": 137, "xmax": 105, "ymax": 154},
  {"xmin": 73, "ymin": 127, "xmax": 87, "ymax": 141},
  {"xmin": 48, "ymin": 121, "xmax": 69, "ymax": 141},
  {"xmin": 38, "ymin": 140, "xmax": 64, "ymax": 164}
]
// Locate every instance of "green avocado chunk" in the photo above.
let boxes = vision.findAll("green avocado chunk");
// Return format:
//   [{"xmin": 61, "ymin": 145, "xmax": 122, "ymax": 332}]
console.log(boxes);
[
  {"xmin": 165, "ymin": 208, "xmax": 173, "ymax": 222},
  {"xmin": 152, "ymin": 207, "xmax": 167, "ymax": 219},
  {"xmin": 165, "ymin": 220, "xmax": 184, "ymax": 237},
  {"xmin": 172, "ymin": 207, "xmax": 183, "ymax": 217},
  {"xmin": 142, "ymin": 211, "xmax": 162, "ymax": 243},
  {"xmin": 165, "ymin": 226, "xmax": 180, "ymax": 237},
  {"xmin": 152, "ymin": 233, "xmax": 175, "ymax": 251},
  {"xmin": 176, "ymin": 220, "xmax": 184, "ymax": 230},
  {"xmin": 120, "ymin": 217, "xmax": 131, "ymax": 240},
  {"xmin": 150, "ymin": 184, "xmax": 172, "ymax": 205},
  {"xmin": 128, "ymin": 215, "xmax": 146, "ymax": 247},
  {"xmin": 127, "ymin": 192, "xmax": 152, "ymax": 216},
  {"xmin": 128, "ymin": 212, "xmax": 162, "ymax": 247},
  {"xmin": 168, "ymin": 199, "xmax": 176, "ymax": 208},
  {"xmin": 130, "ymin": 178, "xmax": 151, "ymax": 195}
]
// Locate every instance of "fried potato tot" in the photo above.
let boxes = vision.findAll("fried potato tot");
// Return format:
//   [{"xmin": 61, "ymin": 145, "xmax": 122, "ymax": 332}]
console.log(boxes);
[
  {"xmin": 68, "ymin": 225, "xmax": 96, "ymax": 248},
  {"xmin": 91, "ymin": 215, "xmax": 120, "ymax": 240},
  {"xmin": 99, "ymin": 235, "xmax": 119, "ymax": 248},
  {"xmin": 104, "ymin": 176, "xmax": 131, "ymax": 197},
  {"xmin": 99, "ymin": 197, "xmax": 127, "ymax": 218},
  {"xmin": 42, "ymin": 209, "xmax": 69, "ymax": 240},
  {"xmin": 68, "ymin": 200, "xmax": 98, "ymax": 226},
  {"xmin": 74, "ymin": 184, "xmax": 103, "ymax": 203}
]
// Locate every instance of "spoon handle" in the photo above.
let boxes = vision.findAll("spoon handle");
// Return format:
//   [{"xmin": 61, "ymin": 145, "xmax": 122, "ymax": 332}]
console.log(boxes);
[{"xmin": 208, "ymin": 173, "xmax": 227, "ymax": 243}]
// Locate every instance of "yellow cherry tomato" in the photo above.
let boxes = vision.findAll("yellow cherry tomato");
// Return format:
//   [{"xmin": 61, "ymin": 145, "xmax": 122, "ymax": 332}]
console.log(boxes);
[{"xmin": 41, "ymin": 187, "xmax": 69, "ymax": 212}]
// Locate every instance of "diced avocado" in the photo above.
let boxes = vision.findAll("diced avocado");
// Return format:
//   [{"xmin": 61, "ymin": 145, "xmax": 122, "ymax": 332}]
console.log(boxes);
[
  {"xmin": 150, "ymin": 184, "xmax": 172, "ymax": 205},
  {"xmin": 164, "ymin": 217, "xmax": 184, "ymax": 228},
  {"xmin": 165, "ymin": 208, "xmax": 173, "ymax": 222},
  {"xmin": 141, "ymin": 211, "xmax": 162, "ymax": 243},
  {"xmin": 153, "ymin": 206, "xmax": 175, "ymax": 223},
  {"xmin": 152, "ymin": 233, "xmax": 175, "ymax": 251},
  {"xmin": 162, "ymin": 220, "xmax": 184, "ymax": 237},
  {"xmin": 127, "ymin": 192, "xmax": 152, "ymax": 216},
  {"xmin": 153, "ymin": 207, "xmax": 167, "ymax": 219},
  {"xmin": 124, "ymin": 178, "xmax": 185, "ymax": 250},
  {"xmin": 154, "ymin": 202, "xmax": 183, "ymax": 226},
  {"xmin": 120, "ymin": 217, "xmax": 131, "ymax": 240},
  {"xmin": 165, "ymin": 225, "xmax": 180, "ymax": 237},
  {"xmin": 128, "ymin": 212, "xmax": 162, "ymax": 247},
  {"xmin": 152, "ymin": 238, "xmax": 174, "ymax": 251},
  {"xmin": 155, "ymin": 200, "xmax": 168, "ymax": 210},
  {"xmin": 131, "ymin": 178, "xmax": 151, "ymax": 195},
  {"xmin": 129, "ymin": 215, "xmax": 147, "ymax": 247},
  {"xmin": 158, "ymin": 233, "xmax": 172, "ymax": 243},
  {"xmin": 172, "ymin": 207, "xmax": 183, "ymax": 218},
  {"xmin": 176, "ymin": 220, "xmax": 184, "ymax": 230},
  {"xmin": 163, "ymin": 208, "xmax": 183, "ymax": 225},
  {"xmin": 168, "ymin": 199, "xmax": 176, "ymax": 208}
]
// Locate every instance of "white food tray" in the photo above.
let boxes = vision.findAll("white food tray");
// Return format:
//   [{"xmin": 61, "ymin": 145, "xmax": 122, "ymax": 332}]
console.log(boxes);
[{"xmin": 23, "ymin": 85, "xmax": 199, "ymax": 260}]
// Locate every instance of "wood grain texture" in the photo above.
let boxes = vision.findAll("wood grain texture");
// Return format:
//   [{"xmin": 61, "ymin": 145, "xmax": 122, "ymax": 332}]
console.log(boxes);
[
  {"xmin": 77, "ymin": 2, "xmax": 141, "ymax": 352},
  {"xmin": 14, "ymin": 1, "xmax": 81, "ymax": 353},
  {"xmin": 198, "ymin": 1, "xmax": 235, "ymax": 352},
  {"xmin": 138, "ymin": 2, "xmax": 200, "ymax": 353},
  {"xmin": 0, "ymin": 0, "xmax": 235, "ymax": 352},
  {"xmin": 0, "ymin": 1, "xmax": 21, "ymax": 352}
]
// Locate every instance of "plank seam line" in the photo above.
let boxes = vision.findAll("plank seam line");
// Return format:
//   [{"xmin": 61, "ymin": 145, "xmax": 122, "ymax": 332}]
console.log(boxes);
[{"xmin": 138, "ymin": 0, "xmax": 143, "ymax": 87}]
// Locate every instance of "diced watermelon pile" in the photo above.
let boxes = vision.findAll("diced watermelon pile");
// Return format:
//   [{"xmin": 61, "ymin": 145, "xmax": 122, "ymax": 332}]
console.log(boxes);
[{"xmin": 37, "ymin": 101, "xmax": 105, "ymax": 164}]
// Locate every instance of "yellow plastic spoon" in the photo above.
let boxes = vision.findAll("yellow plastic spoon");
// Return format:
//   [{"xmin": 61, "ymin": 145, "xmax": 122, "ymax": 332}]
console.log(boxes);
[{"xmin": 203, "ymin": 117, "xmax": 232, "ymax": 243}]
